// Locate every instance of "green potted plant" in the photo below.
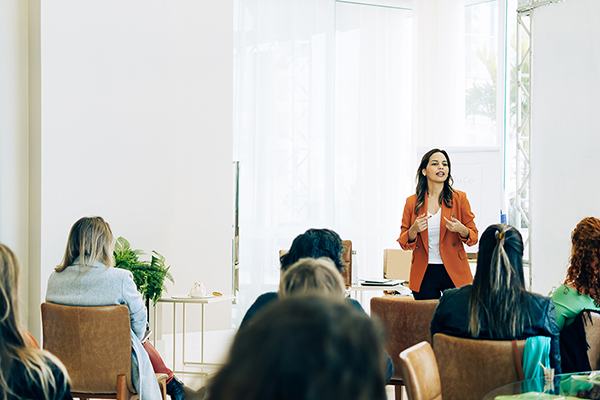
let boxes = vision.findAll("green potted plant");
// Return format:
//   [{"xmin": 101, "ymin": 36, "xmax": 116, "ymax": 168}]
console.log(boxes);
[{"xmin": 113, "ymin": 237, "xmax": 174, "ymax": 320}]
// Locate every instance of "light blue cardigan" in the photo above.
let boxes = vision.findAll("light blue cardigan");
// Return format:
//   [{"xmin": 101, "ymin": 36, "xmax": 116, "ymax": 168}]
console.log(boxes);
[{"xmin": 46, "ymin": 258, "xmax": 162, "ymax": 400}]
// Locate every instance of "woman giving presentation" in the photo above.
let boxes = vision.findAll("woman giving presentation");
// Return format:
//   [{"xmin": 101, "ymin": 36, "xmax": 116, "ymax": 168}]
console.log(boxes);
[{"xmin": 398, "ymin": 148, "xmax": 478, "ymax": 300}]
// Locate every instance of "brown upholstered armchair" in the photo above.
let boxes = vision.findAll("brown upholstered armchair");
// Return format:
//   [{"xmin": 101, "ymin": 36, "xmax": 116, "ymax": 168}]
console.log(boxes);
[
  {"xmin": 340, "ymin": 239, "xmax": 353, "ymax": 287},
  {"xmin": 584, "ymin": 311, "xmax": 600, "ymax": 369},
  {"xmin": 370, "ymin": 296, "xmax": 439, "ymax": 400},
  {"xmin": 399, "ymin": 342, "xmax": 442, "ymax": 400},
  {"xmin": 433, "ymin": 333, "xmax": 525, "ymax": 400},
  {"xmin": 41, "ymin": 303, "xmax": 167, "ymax": 400}
]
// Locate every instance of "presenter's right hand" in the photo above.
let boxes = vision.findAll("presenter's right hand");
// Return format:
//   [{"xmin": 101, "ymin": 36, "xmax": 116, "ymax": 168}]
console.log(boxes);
[{"xmin": 408, "ymin": 213, "xmax": 429, "ymax": 241}]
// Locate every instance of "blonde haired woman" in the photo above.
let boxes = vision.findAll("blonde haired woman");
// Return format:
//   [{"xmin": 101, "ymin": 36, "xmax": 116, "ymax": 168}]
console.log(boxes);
[
  {"xmin": 279, "ymin": 257, "xmax": 345, "ymax": 298},
  {"xmin": 46, "ymin": 216, "xmax": 186, "ymax": 400},
  {"xmin": 0, "ymin": 244, "xmax": 72, "ymax": 400},
  {"xmin": 251, "ymin": 256, "xmax": 394, "ymax": 383}
]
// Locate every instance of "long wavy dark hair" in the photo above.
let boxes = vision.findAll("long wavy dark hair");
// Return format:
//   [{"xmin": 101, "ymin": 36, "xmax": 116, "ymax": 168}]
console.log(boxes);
[
  {"xmin": 468, "ymin": 224, "xmax": 530, "ymax": 338},
  {"xmin": 280, "ymin": 229, "xmax": 345, "ymax": 273},
  {"xmin": 414, "ymin": 148, "xmax": 454, "ymax": 215},
  {"xmin": 565, "ymin": 217, "xmax": 600, "ymax": 305}
]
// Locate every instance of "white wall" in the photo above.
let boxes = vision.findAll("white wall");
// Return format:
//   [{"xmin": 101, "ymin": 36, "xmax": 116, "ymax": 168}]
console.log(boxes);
[
  {"xmin": 38, "ymin": 0, "xmax": 233, "ymax": 333},
  {"xmin": 531, "ymin": 0, "xmax": 600, "ymax": 294},
  {"xmin": 0, "ymin": 0, "xmax": 233, "ymax": 338},
  {"xmin": 0, "ymin": 0, "xmax": 32, "ymax": 327}
]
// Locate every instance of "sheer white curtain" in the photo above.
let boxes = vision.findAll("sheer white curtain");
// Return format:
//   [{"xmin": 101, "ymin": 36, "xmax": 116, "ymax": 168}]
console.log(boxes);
[
  {"xmin": 233, "ymin": 0, "xmax": 508, "ymax": 324},
  {"xmin": 414, "ymin": 0, "xmax": 466, "ymax": 146},
  {"xmin": 233, "ymin": 0, "xmax": 337, "ymax": 324},
  {"xmin": 415, "ymin": 0, "xmax": 506, "ymax": 148},
  {"xmin": 233, "ymin": 0, "xmax": 412, "ymax": 323},
  {"xmin": 333, "ymin": 3, "xmax": 413, "ymax": 282}
]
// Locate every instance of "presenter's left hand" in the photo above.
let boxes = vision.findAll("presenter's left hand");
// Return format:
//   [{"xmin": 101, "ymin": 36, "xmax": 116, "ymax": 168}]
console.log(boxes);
[{"xmin": 444, "ymin": 216, "xmax": 469, "ymax": 239}]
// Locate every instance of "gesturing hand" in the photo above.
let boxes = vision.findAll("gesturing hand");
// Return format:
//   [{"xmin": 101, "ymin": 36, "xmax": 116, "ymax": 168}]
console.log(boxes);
[
  {"xmin": 443, "ymin": 216, "xmax": 469, "ymax": 238},
  {"xmin": 407, "ymin": 213, "xmax": 429, "ymax": 242},
  {"xmin": 412, "ymin": 213, "xmax": 429, "ymax": 234}
]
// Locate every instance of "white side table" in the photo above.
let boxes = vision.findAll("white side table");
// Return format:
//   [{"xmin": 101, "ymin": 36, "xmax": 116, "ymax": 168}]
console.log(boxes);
[
  {"xmin": 348, "ymin": 283, "xmax": 411, "ymax": 304},
  {"xmin": 153, "ymin": 295, "xmax": 234, "ymax": 375}
]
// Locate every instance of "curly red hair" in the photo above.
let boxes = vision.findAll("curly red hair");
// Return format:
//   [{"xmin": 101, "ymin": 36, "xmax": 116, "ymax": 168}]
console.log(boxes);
[{"xmin": 566, "ymin": 217, "xmax": 600, "ymax": 304}]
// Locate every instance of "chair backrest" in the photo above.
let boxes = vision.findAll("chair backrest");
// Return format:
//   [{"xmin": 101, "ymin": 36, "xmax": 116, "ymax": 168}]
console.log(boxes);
[
  {"xmin": 433, "ymin": 333, "xmax": 525, "ymax": 400},
  {"xmin": 340, "ymin": 240, "xmax": 352, "ymax": 287},
  {"xmin": 399, "ymin": 342, "xmax": 442, "ymax": 400},
  {"xmin": 279, "ymin": 239, "xmax": 353, "ymax": 287},
  {"xmin": 383, "ymin": 249, "xmax": 412, "ymax": 281},
  {"xmin": 370, "ymin": 296, "xmax": 439, "ymax": 380},
  {"xmin": 41, "ymin": 303, "xmax": 135, "ymax": 394},
  {"xmin": 584, "ymin": 310, "xmax": 600, "ymax": 369}
]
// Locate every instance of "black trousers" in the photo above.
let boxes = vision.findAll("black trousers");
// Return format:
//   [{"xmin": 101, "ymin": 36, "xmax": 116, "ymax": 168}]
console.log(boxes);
[{"xmin": 412, "ymin": 263, "xmax": 455, "ymax": 300}]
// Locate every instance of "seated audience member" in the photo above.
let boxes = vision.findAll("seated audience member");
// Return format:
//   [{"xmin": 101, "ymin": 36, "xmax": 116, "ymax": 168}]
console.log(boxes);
[
  {"xmin": 205, "ymin": 296, "xmax": 387, "ymax": 400},
  {"xmin": 239, "ymin": 228, "xmax": 346, "ymax": 327},
  {"xmin": 0, "ymin": 243, "xmax": 72, "ymax": 400},
  {"xmin": 45, "ymin": 216, "xmax": 187, "ymax": 400},
  {"xmin": 239, "ymin": 229, "xmax": 393, "ymax": 381},
  {"xmin": 430, "ymin": 224, "xmax": 561, "ymax": 373},
  {"xmin": 552, "ymin": 217, "xmax": 600, "ymax": 331},
  {"xmin": 279, "ymin": 257, "xmax": 346, "ymax": 298}
]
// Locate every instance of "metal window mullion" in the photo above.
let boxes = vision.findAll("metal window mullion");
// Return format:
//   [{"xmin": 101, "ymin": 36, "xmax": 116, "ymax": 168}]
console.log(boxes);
[{"xmin": 516, "ymin": 8, "xmax": 532, "ymax": 289}]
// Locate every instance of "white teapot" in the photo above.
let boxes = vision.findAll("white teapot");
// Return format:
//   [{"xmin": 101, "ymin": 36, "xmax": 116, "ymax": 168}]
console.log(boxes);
[{"xmin": 189, "ymin": 280, "xmax": 207, "ymax": 297}]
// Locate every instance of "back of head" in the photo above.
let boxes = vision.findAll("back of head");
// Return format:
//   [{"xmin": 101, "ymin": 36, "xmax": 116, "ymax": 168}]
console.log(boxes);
[
  {"xmin": 0, "ymin": 244, "xmax": 21, "ymax": 343},
  {"xmin": 57, "ymin": 216, "xmax": 114, "ymax": 271},
  {"xmin": 279, "ymin": 258, "xmax": 345, "ymax": 298},
  {"xmin": 469, "ymin": 224, "xmax": 527, "ymax": 338},
  {"xmin": 566, "ymin": 216, "xmax": 600, "ymax": 303},
  {"xmin": 206, "ymin": 296, "xmax": 386, "ymax": 400},
  {"xmin": 280, "ymin": 229, "xmax": 345, "ymax": 273},
  {"xmin": 0, "ymin": 244, "xmax": 70, "ymax": 399}
]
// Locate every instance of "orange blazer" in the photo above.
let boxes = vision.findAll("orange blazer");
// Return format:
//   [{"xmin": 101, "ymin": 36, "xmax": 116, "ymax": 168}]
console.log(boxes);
[{"xmin": 397, "ymin": 190, "xmax": 478, "ymax": 292}]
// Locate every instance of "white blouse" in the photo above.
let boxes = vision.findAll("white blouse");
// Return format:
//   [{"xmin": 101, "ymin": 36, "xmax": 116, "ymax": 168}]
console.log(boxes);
[{"xmin": 427, "ymin": 209, "xmax": 443, "ymax": 264}]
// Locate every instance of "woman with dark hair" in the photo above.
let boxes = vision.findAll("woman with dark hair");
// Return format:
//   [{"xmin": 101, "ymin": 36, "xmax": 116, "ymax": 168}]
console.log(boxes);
[
  {"xmin": 552, "ymin": 217, "xmax": 600, "ymax": 331},
  {"xmin": 431, "ymin": 224, "xmax": 561, "ymax": 372},
  {"xmin": 0, "ymin": 243, "xmax": 72, "ymax": 400},
  {"xmin": 239, "ymin": 229, "xmax": 394, "ymax": 381},
  {"xmin": 45, "ymin": 216, "xmax": 187, "ymax": 400},
  {"xmin": 398, "ymin": 148, "xmax": 478, "ymax": 300},
  {"xmin": 239, "ymin": 228, "xmax": 346, "ymax": 328},
  {"xmin": 206, "ymin": 296, "xmax": 387, "ymax": 400},
  {"xmin": 280, "ymin": 228, "xmax": 345, "ymax": 271}
]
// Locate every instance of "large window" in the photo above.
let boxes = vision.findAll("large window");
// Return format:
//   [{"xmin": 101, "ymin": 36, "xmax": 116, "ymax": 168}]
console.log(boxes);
[{"xmin": 465, "ymin": 1, "xmax": 500, "ymax": 145}]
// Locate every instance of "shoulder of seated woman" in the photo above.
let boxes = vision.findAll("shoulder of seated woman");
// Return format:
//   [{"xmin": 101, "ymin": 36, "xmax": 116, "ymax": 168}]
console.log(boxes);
[
  {"xmin": 561, "ymin": 283, "xmax": 585, "ymax": 297},
  {"xmin": 565, "ymin": 282, "xmax": 578, "ymax": 291},
  {"xmin": 440, "ymin": 286, "xmax": 468, "ymax": 301}
]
